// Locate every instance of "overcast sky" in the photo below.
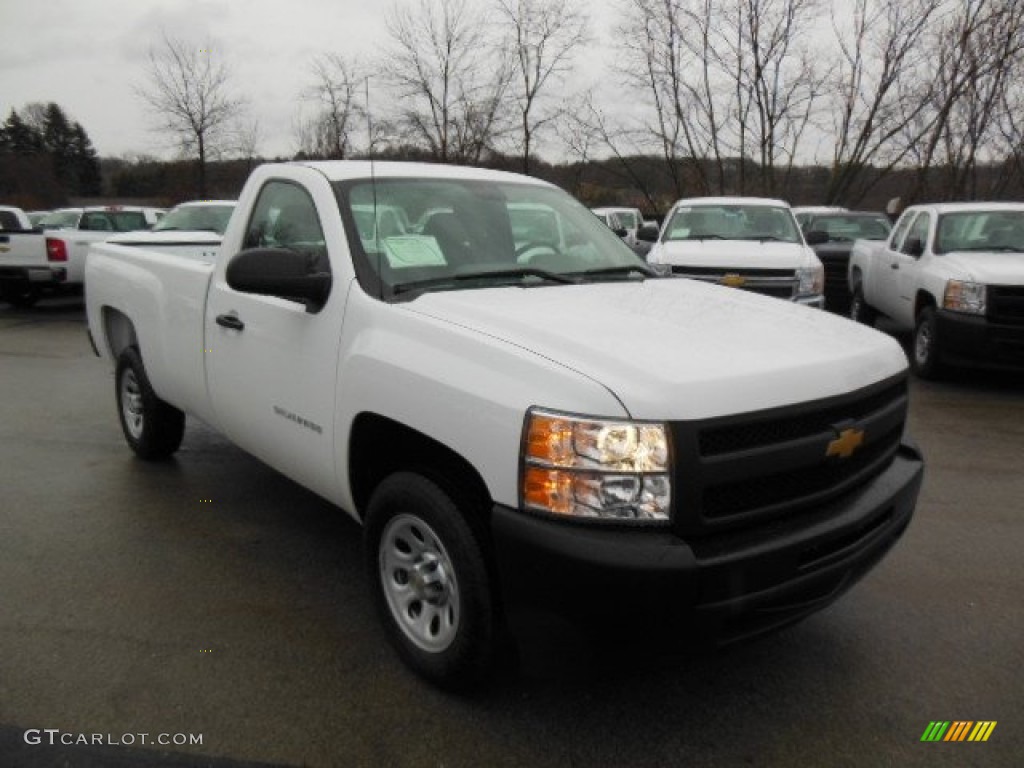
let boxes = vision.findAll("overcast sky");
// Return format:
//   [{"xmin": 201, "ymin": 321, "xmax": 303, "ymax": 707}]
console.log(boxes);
[{"xmin": 0, "ymin": 0, "xmax": 617, "ymax": 162}]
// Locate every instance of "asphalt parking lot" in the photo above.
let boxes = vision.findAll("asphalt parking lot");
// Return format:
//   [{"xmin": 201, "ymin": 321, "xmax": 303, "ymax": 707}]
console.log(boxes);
[{"xmin": 1, "ymin": 297, "xmax": 1021, "ymax": 767}]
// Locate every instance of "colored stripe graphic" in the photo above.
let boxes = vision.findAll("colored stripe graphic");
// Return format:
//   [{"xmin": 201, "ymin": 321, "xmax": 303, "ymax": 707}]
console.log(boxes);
[
  {"xmin": 968, "ymin": 722, "xmax": 997, "ymax": 742},
  {"xmin": 920, "ymin": 721, "xmax": 996, "ymax": 742},
  {"xmin": 921, "ymin": 722, "xmax": 949, "ymax": 742},
  {"xmin": 944, "ymin": 722, "xmax": 972, "ymax": 741}
]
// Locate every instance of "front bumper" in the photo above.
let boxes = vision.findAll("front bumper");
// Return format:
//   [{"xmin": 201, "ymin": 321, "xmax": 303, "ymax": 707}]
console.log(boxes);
[
  {"xmin": 491, "ymin": 439, "xmax": 923, "ymax": 647},
  {"xmin": 935, "ymin": 310, "xmax": 1024, "ymax": 370}
]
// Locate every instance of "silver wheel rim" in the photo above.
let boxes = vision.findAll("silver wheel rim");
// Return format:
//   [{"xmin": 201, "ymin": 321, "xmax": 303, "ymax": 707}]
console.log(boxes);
[
  {"xmin": 120, "ymin": 368, "xmax": 145, "ymax": 440},
  {"xmin": 915, "ymin": 320, "xmax": 931, "ymax": 366},
  {"xmin": 379, "ymin": 513, "xmax": 460, "ymax": 653}
]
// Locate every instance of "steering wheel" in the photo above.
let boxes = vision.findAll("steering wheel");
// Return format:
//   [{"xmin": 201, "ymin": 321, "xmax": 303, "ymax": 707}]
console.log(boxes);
[{"xmin": 515, "ymin": 241, "xmax": 562, "ymax": 263}]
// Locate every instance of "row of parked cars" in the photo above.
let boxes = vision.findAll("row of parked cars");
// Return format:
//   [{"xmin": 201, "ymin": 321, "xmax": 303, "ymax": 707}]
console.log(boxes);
[
  {"xmin": 0, "ymin": 200, "xmax": 236, "ymax": 306},
  {"xmin": 591, "ymin": 197, "xmax": 1024, "ymax": 378}
]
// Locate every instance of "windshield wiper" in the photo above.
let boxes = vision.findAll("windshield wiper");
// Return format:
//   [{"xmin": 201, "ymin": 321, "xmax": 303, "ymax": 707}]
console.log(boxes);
[
  {"xmin": 575, "ymin": 264, "xmax": 656, "ymax": 280},
  {"xmin": 392, "ymin": 267, "xmax": 578, "ymax": 296},
  {"xmin": 740, "ymin": 235, "xmax": 788, "ymax": 242}
]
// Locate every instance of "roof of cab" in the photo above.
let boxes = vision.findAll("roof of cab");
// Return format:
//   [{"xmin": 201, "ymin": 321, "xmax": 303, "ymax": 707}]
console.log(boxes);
[{"xmin": 289, "ymin": 160, "xmax": 555, "ymax": 186}]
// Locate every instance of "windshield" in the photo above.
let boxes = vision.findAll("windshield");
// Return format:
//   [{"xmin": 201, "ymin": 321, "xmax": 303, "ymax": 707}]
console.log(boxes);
[
  {"xmin": 39, "ymin": 210, "xmax": 80, "ymax": 229},
  {"xmin": 663, "ymin": 204, "xmax": 801, "ymax": 243},
  {"xmin": 616, "ymin": 210, "xmax": 640, "ymax": 228},
  {"xmin": 935, "ymin": 210, "xmax": 1024, "ymax": 254},
  {"xmin": 154, "ymin": 203, "xmax": 235, "ymax": 234},
  {"xmin": 336, "ymin": 178, "xmax": 648, "ymax": 299},
  {"xmin": 806, "ymin": 214, "xmax": 891, "ymax": 241}
]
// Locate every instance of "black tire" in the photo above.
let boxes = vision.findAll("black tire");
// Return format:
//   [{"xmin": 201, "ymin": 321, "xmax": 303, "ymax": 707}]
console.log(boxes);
[
  {"xmin": 911, "ymin": 306, "xmax": 944, "ymax": 379},
  {"xmin": 1, "ymin": 283, "xmax": 38, "ymax": 308},
  {"xmin": 364, "ymin": 472, "xmax": 498, "ymax": 689},
  {"xmin": 115, "ymin": 347, "xmax": 185, "ymax": 459},
  {"xmin": 849, "ymin": 286, "xmax": 876, "ymax": 326}
]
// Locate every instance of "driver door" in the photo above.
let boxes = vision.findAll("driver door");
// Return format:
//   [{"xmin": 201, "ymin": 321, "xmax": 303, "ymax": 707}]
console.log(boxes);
[{"xmin": 205, "ymin": 178, "xmax": 344, "ymax": 502}]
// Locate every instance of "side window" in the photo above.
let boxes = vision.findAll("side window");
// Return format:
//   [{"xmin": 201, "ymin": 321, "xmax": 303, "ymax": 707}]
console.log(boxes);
[
  {"xmin": 242, "ymin": 180, "xmax": 328, "ymax": 270},
  {"xmin": 888, "ymin": 212, "xmax": 915, "ymax": 251},
  {"xmin": 901, "ymin": 212, "xmax": 930, "ymax": 255}
]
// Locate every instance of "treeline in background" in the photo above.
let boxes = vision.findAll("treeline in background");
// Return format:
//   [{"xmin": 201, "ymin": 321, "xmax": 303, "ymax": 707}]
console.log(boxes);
[{"xmin": 3, "ymin": 0, "xmax": 1023, "ymax": 216}]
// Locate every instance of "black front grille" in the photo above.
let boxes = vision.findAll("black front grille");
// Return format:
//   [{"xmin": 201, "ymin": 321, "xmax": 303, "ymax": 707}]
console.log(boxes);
[
  {"xmin": 989, "ymin": 285, "xmax": 1024, "ymax": 325},
  {"xmin": 699, "ymin": 380, "xmax": 906, "ymax": 456},
  {"xmin": 672, "ymin": 266, "xmax": 794, "ymax": 278},
  {"xmin": 670, "ymin": 266, "xmax": 797, "ymax": 299},
  {"xmin": 670, "ymin": 375, "xmax": 908, "ymax": 535},
  {"xmin": 702, "ymin": 424, "xmax": 902, "ymax": 518}
]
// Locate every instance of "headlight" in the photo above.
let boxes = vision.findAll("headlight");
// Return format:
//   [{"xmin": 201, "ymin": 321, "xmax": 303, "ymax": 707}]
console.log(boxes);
[
  {"xmin": 943, "ymin": 280, "xmax": 986, "ymax": 315},
  {"xmin": 796, "ymin": 264, "xmax": 824, "ymax": 295},
  {"xmin": 520, "ymin": 408, "xmax": 671, "ymax": 523}
]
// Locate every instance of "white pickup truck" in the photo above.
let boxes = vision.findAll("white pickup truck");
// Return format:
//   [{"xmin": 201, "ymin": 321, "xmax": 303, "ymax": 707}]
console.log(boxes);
[
  {"xmin": 848, "ymin": 202, "xmax": 1024, "ymax": 378},
  {"xmin": 0, "ymin": 205, "xmax": 162, "ymax": 306},
  {"xmin": 86, "ymin": 161, "xmax": 923, "ymax": 687},
  {"xmin": 645, "ymin": 197, "xmax": 825, "ymax": 307}
]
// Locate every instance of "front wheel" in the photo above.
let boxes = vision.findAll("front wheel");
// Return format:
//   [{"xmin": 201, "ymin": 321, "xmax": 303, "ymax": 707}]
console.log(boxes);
[
  {"xmin": 911, "ymin": 306, "xmax": 944, "ymax": 379},
  {"xmin": 364, "ymin": 472, "xmax": 498, "ymax": 689},
  {"xmin": 115, "ymin": 347, "xmax": 185, "ymax": 459},
  {"xmin": 849, "ymin": 287, "xmax": 876, "ymax": 326}
]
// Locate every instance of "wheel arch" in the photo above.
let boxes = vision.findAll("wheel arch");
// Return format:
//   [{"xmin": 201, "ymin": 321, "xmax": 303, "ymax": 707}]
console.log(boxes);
[
  {"xmin": 101, "ymin": 306, "xmax": 139, "ymax": 360},
  {"xmin": 914, "ymin": 290, "xmax": 938, "ymax": 318},
  {"xmin": 348, "ymin": 412, "xmax": 493, "ymax": 525}
]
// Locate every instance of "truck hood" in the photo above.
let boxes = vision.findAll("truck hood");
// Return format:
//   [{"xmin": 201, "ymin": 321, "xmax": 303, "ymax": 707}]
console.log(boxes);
[
  {"xmin": 405, "ymin": 278, "xmax": 907, "ymax": 420},
  {"xmin": 940, "ymin": 252, "xmax": 1024, "ymax": 285},
  {"xmin": 650, "ymin": 240, "xmax": 817, "ymax": 270}
]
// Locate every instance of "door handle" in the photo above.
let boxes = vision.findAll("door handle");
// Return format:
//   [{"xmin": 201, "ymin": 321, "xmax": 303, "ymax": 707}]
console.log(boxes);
[
  {"xmin": 889, "ymin": 263, "xmax": 899, "ymax": 270},
  {"xmin": 215, "ymin": 314, "xmax": 245, "ymax": 331}
]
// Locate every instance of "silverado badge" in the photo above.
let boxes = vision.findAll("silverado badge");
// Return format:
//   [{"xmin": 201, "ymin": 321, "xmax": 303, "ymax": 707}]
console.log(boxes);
[
  {"xmin": 720, "ymin": 273, "xmax": 746, "ymax": 287},
  {"xmin": 827, "ymin": 428, "xmax": 865, "ymax": 459}
]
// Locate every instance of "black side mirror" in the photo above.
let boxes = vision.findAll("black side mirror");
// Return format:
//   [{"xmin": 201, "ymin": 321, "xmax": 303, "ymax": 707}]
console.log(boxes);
[
  {"xmin": 613, "ymin": 227, "xmax": 628, "ymax": 238},
  {"xmin": 227, "ymin": 247, "xmax": 331, "ymax": 313},
  {"xmin": 904, "ymin": 237, "xmax": 925, "ymax": 258},
  {"xmin": 804, "ymin": 230, "xmax": 829, "ymax": 245},
  {"xmin": 638, "ymin": 223, "xmax": 660, "ymax": 242}
]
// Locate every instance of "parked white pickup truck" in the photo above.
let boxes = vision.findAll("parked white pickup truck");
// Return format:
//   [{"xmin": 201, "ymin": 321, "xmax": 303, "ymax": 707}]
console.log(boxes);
[
  {"xmin": 86, "ymin": 161, "xmax": 923, "ymax": 687},
  {"xmin": 848, "ymin": 202, "xmax": 1024, "ymax": 378},
  {"xmin": 0, "ymin": 205, "xmax": 162, "ymax": 306},
  {"xmin": 645, "ymin": 197, "xmax": 825, "ymax": 306}
]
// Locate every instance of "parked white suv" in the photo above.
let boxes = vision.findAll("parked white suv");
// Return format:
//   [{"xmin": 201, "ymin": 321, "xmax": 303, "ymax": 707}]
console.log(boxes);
[{"xmin": 646, "ymin": 197, "xmax": 825, "ymax": 306}]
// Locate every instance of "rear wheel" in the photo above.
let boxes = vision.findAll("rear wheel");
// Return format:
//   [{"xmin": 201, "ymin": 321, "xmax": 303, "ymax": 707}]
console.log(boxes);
[
  {"xmin": 115, "ymin": 347, "xmax": 185, "ymax": 459},
  {"xmin": 911, "ymin": 306, "xmax": 944, "ymax": 379},
  {"xmin": 365, "ymin": 472, "xmax": 498, "ymax": 689},
  {"xmin": 0, "ymin": 282, "xmax": 38, "ymax": 308},
  {"xmin": 849, "ymin": 287, "xmax": 876, "ymax": 326}
]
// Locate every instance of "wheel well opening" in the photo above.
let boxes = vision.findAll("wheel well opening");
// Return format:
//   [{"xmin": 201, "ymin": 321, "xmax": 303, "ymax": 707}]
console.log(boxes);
[
  {"xmin": 914, "ymin": 291, "xmax": 937, "ymax": 318},
  {"xmin": 348, "ymin": 413, "xmax": 492, "ymax": 524},
  {"xmin": 101, "ymin": 307, "xmax": 138, "ymax": 360}
]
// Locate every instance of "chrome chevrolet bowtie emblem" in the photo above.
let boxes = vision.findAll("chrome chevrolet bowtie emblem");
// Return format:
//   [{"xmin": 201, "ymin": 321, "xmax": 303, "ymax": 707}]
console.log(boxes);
[
  {"xmin": 827, "ymin": 428, "xmax": 865, "ymax": 459},
  {"xmin": 720, "ymin": 273, "xmax": 746, "ymax": 287}
]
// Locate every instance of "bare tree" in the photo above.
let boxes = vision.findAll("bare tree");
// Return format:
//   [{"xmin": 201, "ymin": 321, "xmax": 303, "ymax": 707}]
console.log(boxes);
[
  {"xmin": 907, "ymin": 0, "xmax": 1024, "ymax": 200},
  {"xmin": 732, "ymin": 0, "xmax": 828, "ymax": 195},
  {"xmin": 494, "ymin": 0, "xmax": 590, "ymax": 174},
  {"xmin": 824, "ymin": 0, "xmax": 943, "ymax": 204},
  {"xmin": 617, "ymin": 0, "xmax": 825, "ymax": 197},
  {"xmin": 137, "ymin": 32, "xmax": 244, "ymax": 197},
  {"xmin": 297, "ymin": 54, "xmax": 364, "ymax": 159},
  {"xmin": 383, "ymin": 0, "xmax": 511, "ymax": 163}
]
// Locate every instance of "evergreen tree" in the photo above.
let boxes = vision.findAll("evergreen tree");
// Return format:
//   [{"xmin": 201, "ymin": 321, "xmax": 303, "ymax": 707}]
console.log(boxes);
[
  {"xmin": 0, "ymin": 110, "xmax": 44, "ymax": 154},
  {"xmin": 71, "ymin": 122, "xmax": 102, "ymax": 196}
]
